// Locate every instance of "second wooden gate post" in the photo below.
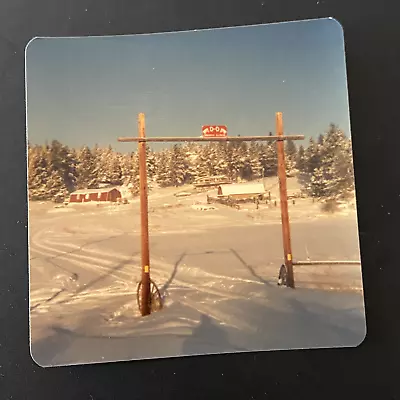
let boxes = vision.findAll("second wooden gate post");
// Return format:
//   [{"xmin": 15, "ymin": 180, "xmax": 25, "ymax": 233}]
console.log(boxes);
[
  {"xmin": 138, "ymin": 113, "xmax": 151, "ymax": 315},
  {"xmin": 276, "ymin": 112, "xmax": 295, "ymax": 288}
]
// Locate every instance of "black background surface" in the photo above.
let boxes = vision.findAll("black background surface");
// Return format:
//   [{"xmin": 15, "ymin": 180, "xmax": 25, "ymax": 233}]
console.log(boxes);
[{"xmin": 1, "ymin": 0, "xmax": 399, "ymax": 398}]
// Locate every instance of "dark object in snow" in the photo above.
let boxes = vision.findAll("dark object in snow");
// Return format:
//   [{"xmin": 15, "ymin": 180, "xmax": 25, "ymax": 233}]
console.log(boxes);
[
  {"xmin": 69, "ymin": 187, "xmax": 122, "ymax": 203},
  {"xmin": 117, "ymin": 197, "xmax": 129, "ymax": 204},
  {"xmin": 53, "ymin": 194, "xmax": 65, "ymax": 203},
  {"xmin": 277, "ymin": 264, "xmax": 288, "ymax": 286},
  {"xmin": 137, "ymin": 278, "xmax": 163, "ymax": 314},
  {"xmin": 207, "ymin": 195, "xmax": 241, "ymax": 209},
  {"xmin": 174, "ymin": 191, "xmax": 192, "ymax": 197},
  {"xmin": 321, "ymin": 199, "xmax": 340, "ymax": 213}
]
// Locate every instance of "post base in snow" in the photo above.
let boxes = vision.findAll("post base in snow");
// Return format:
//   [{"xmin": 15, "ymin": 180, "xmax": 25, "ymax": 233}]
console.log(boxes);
[
  {"xmin": 277, "ymin": 264, "xmax": 289, "ymax": 287},
  {"xmin": 277, "ymin": 264, "xmax": 296, "ymax": 288},
  {"xmin": 136, "ymin": 279, "xmax": 163, "ymax": 315},
  {"xmin": 277, "ymin": 264, "xmax": 286, "ymax": 286}
]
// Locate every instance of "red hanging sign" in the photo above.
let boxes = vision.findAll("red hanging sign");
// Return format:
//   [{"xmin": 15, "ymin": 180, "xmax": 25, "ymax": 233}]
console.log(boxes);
[{"xmin": 202, "ymin": 125, "xmax": 228, "ymax": 138}]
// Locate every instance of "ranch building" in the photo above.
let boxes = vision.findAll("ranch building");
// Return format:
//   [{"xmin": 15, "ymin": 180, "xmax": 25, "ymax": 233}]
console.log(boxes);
[
  {"xmin": 69, "ymin": 188, "xmax": 122, "ymax": 203},
  {"xmin": 217, "ymin": 182, "xmax": 266, "ymax": 200}
]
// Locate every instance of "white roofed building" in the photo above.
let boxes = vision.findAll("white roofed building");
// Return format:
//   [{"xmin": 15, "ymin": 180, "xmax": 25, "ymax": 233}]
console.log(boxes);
[{"xmin": 217, "ymin": 182, "xmax": 266, "ymax": 199}]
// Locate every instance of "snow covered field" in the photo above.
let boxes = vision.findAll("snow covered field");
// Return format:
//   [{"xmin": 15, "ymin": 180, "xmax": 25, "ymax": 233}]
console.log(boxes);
[{"xmin": 29, "ymin": 178, "xmax": 366, "ymax": 367}]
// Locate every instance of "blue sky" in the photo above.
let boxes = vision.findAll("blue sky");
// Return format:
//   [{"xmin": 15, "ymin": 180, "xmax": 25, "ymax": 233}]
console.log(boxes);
[{"xmin": 26, "ymin": 18, "xmax": 351, "ymax": 153}]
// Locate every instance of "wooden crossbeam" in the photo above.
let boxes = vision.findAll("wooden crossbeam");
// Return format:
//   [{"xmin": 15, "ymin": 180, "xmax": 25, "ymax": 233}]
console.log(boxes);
[{"xmin": 118, "ymin": 135, "xmax": 304, "ymax": 143}]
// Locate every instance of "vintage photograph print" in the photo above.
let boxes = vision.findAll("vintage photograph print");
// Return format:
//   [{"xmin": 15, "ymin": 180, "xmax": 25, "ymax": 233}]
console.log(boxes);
[{"xmin": 26, "ymin": 18, "xmax": 366, "ymax": 368}]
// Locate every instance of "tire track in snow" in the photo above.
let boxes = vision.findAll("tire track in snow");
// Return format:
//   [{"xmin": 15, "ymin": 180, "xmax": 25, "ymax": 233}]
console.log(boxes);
[
  {"xmin": 30, "ymin": 228, "xmax": 140, "ymax": 310},
  {"xmin": 29, "ymin": 225, "xmax": 274, "ymax": 321},
  {"xmin": 31, "ymin": 228, "xmax": 266, "ymax": 290},
  {"xmin": 30, "ymin": 229, "xmax": 130, "ymax": 262},
  {"xmin": 30, "ymin": 229, "xmax": 138, "ymax": 279},
  {"xmin": 31, "ymin": 284, "xmax": 137, "ymax": 314}
]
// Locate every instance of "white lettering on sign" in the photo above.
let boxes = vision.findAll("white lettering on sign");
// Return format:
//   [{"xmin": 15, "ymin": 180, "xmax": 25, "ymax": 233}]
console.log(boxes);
[{"xmin": 202, "ymin": 125, "xmax": 228, "ymax": 138}]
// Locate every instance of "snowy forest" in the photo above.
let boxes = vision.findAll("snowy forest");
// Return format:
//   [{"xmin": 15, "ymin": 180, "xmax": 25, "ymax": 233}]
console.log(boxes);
[{"xmin": 27, "ymin": 124, "xmax": 355, "ymax": 203}]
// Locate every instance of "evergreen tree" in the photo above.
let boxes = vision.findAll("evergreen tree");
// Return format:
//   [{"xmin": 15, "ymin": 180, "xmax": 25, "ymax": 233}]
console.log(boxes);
[
  {"xmin": 249, "ymin": 142, "xmax": 263, "ymax": 179},
  {"xmin": 305, "ymin": 137, "xmax": 321, "ymax": 173},
  {"xmin": 182, "ymin": 142, "xmax": 201, "ymax": 183},
  {"xmin": 302, "ymin": 125, "xmax": 354, "ymax": 200},
  {"xmin": 109, "ymin": 152, "xmax": 122, "ymax": 185},
  {"xmin": 146, "ymin": 146, "xmax": 157, "ymax": 181},
  {"xmin": 206, "ymin": 143, "xmax": 219, "ymax": 177},
  {"xmin": 239, "ymin": 142, "xmax": 251, "ymax": 180},
  {"xmin": 300, "ymin": 137, "xmax": 323, "ymax": 196},
  {"xmin": 309, "ymin": 166, "xmax": 328, "ymax": 198},
  {"xmin": 197, "ymin": 144, "xmax": 213, "ymax": 178},
  {"xmin": 91, "ymin": 144, "xmax": 102, "ymax": 184},
  {"xmin": 285, "ymin": 139, "xmax": 297, "ymax": 158},
  {"xmin": 285, "ymin": 139, "xmax": 297, "ymax": 176},
  {"xmin": 155, "ymin": 149, "xmax": 172, "ymax": 187},
  {"xmin": 319, "ymin": 124, "xmax": 355, "ymax": 200},
  {"xmin": 76, "ymin": 146, "xmax": 97, "ymax": 189},
  {"xmin": 97, "ymin": 145, "xmax": 118, "ymax": 186},
  {"xmin": 28, "ymin": 145, "xmax": 51, "ymax": 200},
  {"xmin": 259, "ymin": 142, "xmax": 278, "ymax": 177},
  {"xmin": 118, "ymin": 152, "xmax": 132, "ymax": 185},
  {"xmin": 46, "ymin": 169, "xmax": 68, "ymax": 200},
  {"xmin": 66, "ymin": 147, "xmax": 79, "ymax": 191},
  {"xmin": 45, "ymin": 140, "xmax": 75, "ymax": 200},
  {"xmin": 129, "ymin": 152, "xmax": 140, "ymax": 196},
  {"xmin": 296, "ymin": 145, "xmax": 306, "ymax": 172},
  {"xmin": 228, "ymin": 142, "xmax": 249, "ymax": 181},
  {"xmin": 169, "ymin": 144, "xmax": 187, "ymax": 186},
  {"xmin": 214, "ymin": 142, "xmax": 230, "ymax": 178}
]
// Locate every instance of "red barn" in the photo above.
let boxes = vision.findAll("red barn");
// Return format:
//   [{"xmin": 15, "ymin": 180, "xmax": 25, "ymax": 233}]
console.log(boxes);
[{"xmin": 69, "ymin": 188, "xmax": 122, "ymax": 203}]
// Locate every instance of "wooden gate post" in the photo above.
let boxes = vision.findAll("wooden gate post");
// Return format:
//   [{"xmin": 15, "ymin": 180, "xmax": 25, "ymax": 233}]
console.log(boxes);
[
  {"xmin": 276, "ymin": 112, "xmax": 295, "ymax": 288},
  {"xmin": 138, "ymin": 113, "xmax": 151, "ymax": 315}
]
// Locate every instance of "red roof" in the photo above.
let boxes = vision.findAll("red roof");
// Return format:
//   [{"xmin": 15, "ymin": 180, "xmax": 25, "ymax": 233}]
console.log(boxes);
[{"xmin": 70, "ymin": 187, "xmax": 120, "ymax": 195}]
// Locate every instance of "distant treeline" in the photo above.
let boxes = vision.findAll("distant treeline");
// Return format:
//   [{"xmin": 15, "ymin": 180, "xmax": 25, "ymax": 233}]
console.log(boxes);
[{"xmin": 28, "ymin": 123, "xmax": 354, "ymax": 202}]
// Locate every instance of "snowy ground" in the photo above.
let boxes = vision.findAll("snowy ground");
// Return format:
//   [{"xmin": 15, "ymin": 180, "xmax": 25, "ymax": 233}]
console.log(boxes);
[{"xmin": 29, "ymin": 178, "xmax": 366, "ymax": 367}]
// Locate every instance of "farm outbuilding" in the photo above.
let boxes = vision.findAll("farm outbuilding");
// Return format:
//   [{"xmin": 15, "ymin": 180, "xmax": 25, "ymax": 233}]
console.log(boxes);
[
  {"xmin": 69, "ymin": 188, "xmax": 122, "ymax": 203},
  {"xmin": 194, "ymin": 175, "xmax": 231, "ymax": 188},
  {"xmin": 217, "ymin": 182, "xmax": 266, "ymax": 200}
]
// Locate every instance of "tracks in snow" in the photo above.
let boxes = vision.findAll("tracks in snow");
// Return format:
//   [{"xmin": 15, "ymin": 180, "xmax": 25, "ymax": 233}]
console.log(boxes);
[{"xmin": 29, "ymin": 226, "xmax": 269, "ymax": 317}]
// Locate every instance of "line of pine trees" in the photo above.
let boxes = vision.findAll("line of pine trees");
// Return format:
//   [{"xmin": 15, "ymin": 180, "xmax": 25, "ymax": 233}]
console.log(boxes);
[{"xmin": 27, "ymin": 124, "xmax": 355, "ymax": 202}]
